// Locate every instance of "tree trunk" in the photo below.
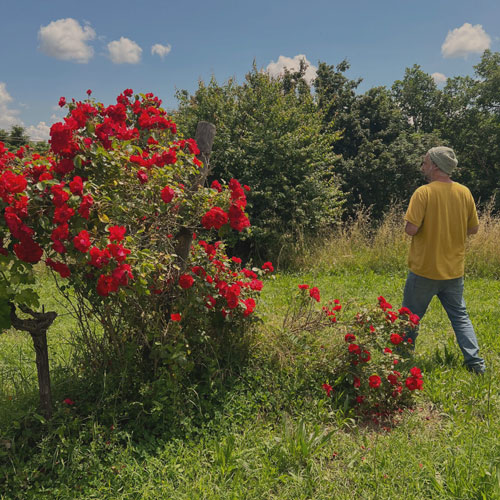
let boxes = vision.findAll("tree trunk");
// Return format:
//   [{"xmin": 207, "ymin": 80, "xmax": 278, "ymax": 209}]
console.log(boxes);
[
  {"xmin": 10, "ymin": 304, "xmax": 57, "ymax": 420},
  {"xmin": 32, "ymin": 330, "xmax": 52, "ymax": 420}
]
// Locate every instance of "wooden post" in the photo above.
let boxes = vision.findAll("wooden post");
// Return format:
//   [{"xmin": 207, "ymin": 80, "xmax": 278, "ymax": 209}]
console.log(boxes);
[
  {"xmin": 10, "ymin": 304, "xmax": 57, "ymax": 420},
  {"xmin": 174, "ymin": 121, "xmax": 216, "ymax": 264}
]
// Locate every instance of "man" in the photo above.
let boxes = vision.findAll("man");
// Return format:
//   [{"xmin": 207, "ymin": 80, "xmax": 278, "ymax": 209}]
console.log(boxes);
[{"xmin": 402, "ymin": 146, "xmax": 486, "ymax": 374}]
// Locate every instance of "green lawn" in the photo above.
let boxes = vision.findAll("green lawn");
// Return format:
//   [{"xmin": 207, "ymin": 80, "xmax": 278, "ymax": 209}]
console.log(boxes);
[{"xmin": 1, "ymin": 268, "xmax": 499, "ymax": 499}]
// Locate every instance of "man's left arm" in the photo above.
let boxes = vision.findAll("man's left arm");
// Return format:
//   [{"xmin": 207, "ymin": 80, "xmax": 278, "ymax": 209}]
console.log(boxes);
[
  {"xmin": 466, "ymin": 190, "xmax": 479, "ymax": 236},
  {"xmin": 405, "ymin": 221, "xmax": 420, "ymax": 236}
]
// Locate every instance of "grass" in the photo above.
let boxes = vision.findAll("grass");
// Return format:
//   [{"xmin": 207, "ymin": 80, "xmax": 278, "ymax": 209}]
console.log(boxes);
[{"xmin": 1, "ymin": 212, "xmax": 500, "ymax": 499}]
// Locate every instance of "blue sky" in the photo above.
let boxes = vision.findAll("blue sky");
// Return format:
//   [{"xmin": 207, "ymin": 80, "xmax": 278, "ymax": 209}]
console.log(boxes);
[{"xmin": 1, "ymin": 0, "xmax": 498, "ymax": 141}]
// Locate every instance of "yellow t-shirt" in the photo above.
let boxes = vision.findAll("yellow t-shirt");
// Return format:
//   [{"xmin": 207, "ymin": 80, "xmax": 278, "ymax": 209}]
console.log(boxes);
[{"xmin": 405, "ymin": 181, "xmax": 479, "ymax": 280}]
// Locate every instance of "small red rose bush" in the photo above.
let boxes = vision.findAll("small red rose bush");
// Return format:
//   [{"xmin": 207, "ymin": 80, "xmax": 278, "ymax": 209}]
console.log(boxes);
[
  {"xmin": 288, "ymin": 285, "xmax": 423, "ymax": 416},
  {"xmin": 0, "ymin": 89, "xmax": 272, "ymax": 375}
]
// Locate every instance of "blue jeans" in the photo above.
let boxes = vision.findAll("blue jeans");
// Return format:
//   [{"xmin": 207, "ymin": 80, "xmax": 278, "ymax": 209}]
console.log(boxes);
[{"xmin": 402, "ymin": 271, "xmax": 485, "ymax": 369}]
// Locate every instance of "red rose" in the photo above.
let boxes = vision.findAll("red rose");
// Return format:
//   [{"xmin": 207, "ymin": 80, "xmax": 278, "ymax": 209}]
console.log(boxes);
[
  {"xmin": 228, "ymin": 204, "xmax": 250, "ymax": 231},
  {"xmin": 249, "ymin": 279, "xmax": 263, "ymax": 291},
  {"xmin": 322, "ymin": 383, "xmax": 333, "ymax": 397},
  {"xmin": 51, "ymin": 223, "xmax": 69, "ymax": 242},
  {"xmin": 108, "ymin": 225, "xmax": 126, "ymax": 242},
  {"xmin": 45, "ymin": 258, "xmax": 71, "ymax": 278},
  {"xmin": 107, "ymin": 243, "xmax": 130, "ymax": 263},
  {"xmin": 201, "ymin": 207, "xmax": 228, "ymax": 230},
  {"xmin": 309, "ymin": 287, "xmax": 321, "ymax": 302},
  {"xmin": 51, "ymin": 184, "xmax": 70, "ymax": 207},
  {"xmin": 52, "ymin": 240, "xmax": 67, "ymax": 254},
  {"xmin": 353, "ymin": 377, "xmax": 361, "ymax": 388},
  {"xmin": 161, "ymin": 185, "xmax": 175, "ymax": 203},
  {"xmin": 242, "ymin": 269, "xmax": 257, "ymax": 279},
  {"xmin": 89, "ymin": 246, "xmax": 111, "ymax": 268},
  {"xmin": 205, "ymin": 295, "xmax": 217, "ymax": 309},
  {"xmin": 344, "ymin": 333, "xmax": 356, "ymax": 343},
  {"xmin": 348, "ymin": 344, "xmax": 361, "ymax": 355},
  {"xmin": 73, "ymin": 230, "xmax": 91, "ymax": 253},
  {"xmin": 377, "ymin": 296, "xmax": 392, "ymax": 311},
  {"xmin": 386, "ymin": 311, "xmax": 398, "ymax": 323},
  {"xmin": 178, "ymin": 274, "xmax": 194, "ymax": 289},
  {"xmin": 390, "ymin": 333, "xmax": 403, "ymax": 345},
  {"xmin": 262, "ymin": 262, "xmax": 274, "ymax": 273},
  {"xmin": 96, "ymin": 274, "xmax": 114, "ymax": 296},
  {"xmin": 368, "ymin": 375, "xmax": 382, "ymax": 388},
  {"xmin": 13, "ymin": 239, "xmax": 43, "ymax": 264},
  {"xmin": 226, "ymin": 291, "xmax": 239, "ymax": 309},
  {"xmin": 298, "ymin": 284, "xmax": 309, "ymax": 290},
  {"xmin": 78, "ymin": 194, "xmax": 93, "ymax": 219},
  {"xmin": 112, "ymin": 264, "xmax": 133, "ymax": 286},
  {"xmin": 59, "ymin": 97, "xmax": 66, "ymax": 107},
  {"xmin": 243, "ymin": 297, "xmax": 256, "ymax": 316},
  {"xmin": 211, "ymin": 180, "xmax": 222, "ymax": 192},
  {"xmin": 360, "ymin": 350, "xmax": 371, "ymax": 363},
  {"xmin": 137, "ymin": 170, "xmax": 148, "ymax": 184},
  {"xmin": 53, "ymin": 204, "xmax": 75, "ymax": 224},
  {"xmin": 170, "ymin": 313, "xmax": 181, "ymax": 322},
  {"xmin": 405, "ymin": 376, "xmax": 423, "ymax": 391},
  {"xmin": 69, "ymin": 176, "xmax": 84, "ymax": 196}
]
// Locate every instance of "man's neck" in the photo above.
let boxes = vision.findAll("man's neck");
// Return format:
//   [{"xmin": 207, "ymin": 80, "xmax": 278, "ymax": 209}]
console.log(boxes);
[{"xmin": 430, "ymin": 172, "xmax": 453, "ymax": 183}]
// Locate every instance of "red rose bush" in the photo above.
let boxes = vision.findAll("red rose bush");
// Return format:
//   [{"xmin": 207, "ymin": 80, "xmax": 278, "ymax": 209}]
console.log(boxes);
[
  {"xmin": 329, "ymin": 296, "xmax": 423, "ymax": 417},
  {"xmin": 0, "ymin": 90, "xmax": 269, "ymax": 375},
  {"xmin": 282, "ymin": 285, "xmax": 422, "ymax": 416}
]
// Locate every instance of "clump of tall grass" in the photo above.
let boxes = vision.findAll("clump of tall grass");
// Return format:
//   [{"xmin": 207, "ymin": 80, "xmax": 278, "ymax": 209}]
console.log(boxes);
[
  {"xmin": 284, "ymin": 206, "xmax": 409, "ymax": 273},
  {"xmin": 466, "ymin": 202, "xmax": 500, "ymax": 278},
  {"xmin": 284, "ymin": 203, "xmax": 500, "ymax": 278}
]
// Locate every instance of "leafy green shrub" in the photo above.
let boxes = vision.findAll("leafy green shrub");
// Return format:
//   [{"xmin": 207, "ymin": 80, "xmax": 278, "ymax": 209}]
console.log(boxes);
[{"xmin": 175, "ymin": 67, "xmax": 345, "ymax": 261}]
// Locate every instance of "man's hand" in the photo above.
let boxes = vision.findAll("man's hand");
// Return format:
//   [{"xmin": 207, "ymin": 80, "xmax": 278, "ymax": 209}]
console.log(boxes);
[
  {"xmin": 405, "ymin": 221, "xmax": 419, "ymax": 236},
  {"xmin": 467, "ymin": 225, "xmax": 479, "ymax": 235}
]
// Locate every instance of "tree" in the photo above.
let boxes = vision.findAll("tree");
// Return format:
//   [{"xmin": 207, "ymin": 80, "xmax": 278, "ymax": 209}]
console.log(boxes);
[
  {"xmin": 438, "ymin": 51, "xmax": 500, "ymax": 208},
  {"xmin": 392, "ymin": 64, "xmax": 443, "ymax": 133},
  {"xmin": 175, "ymin": 66, "xmax": 345, "ymax": 261}
]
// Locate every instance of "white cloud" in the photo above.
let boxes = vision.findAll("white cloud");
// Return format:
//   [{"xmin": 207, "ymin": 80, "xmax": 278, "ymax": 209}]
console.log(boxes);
[
  {"xmin": 38, "ymin": 18, "xmax": 96, "ymax": 63},
  {"xmin": 431, "ymin": 72, "xmax": 447, "ymax": 85},
  {"xmin": 0, "ymin": 82, "xmax": 13, "ymax": 106},
  {"xmin": 441, "ymin": 23, "xmax": 491, "ymax": 59},
  {"xmin": 266, "ymin": 54, "xmax": 317, "ymax": 85},
  {"xmin": 108, "ymin": 37, "xmax": 142, "ymax": 64},
  {"xmin": 0, "ymin": 82, "xmax": 21, "ymax": 130},
  {"xmin": 151, "ymin": 43, "xmax": 172, "ymax": 59},
  {"xmin": 26, "ymin": 122, "xmax": 51, "ymax": 142},
  {"xmin": 0, "ymin": 82, "xmax": 52, "ymax": 141}
]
